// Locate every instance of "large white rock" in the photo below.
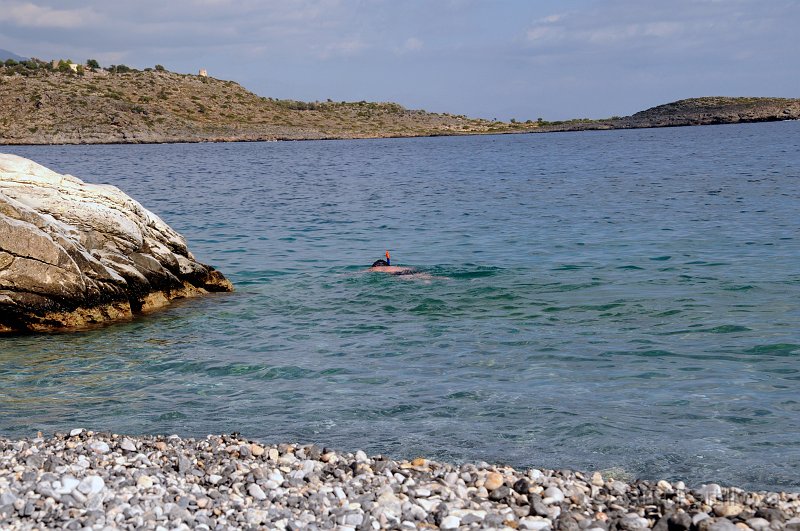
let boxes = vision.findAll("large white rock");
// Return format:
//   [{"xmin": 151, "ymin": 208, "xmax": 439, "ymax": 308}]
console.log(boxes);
[{"xmin": 0, "ymin": 153, "xmax": 232, "ymax": 333}]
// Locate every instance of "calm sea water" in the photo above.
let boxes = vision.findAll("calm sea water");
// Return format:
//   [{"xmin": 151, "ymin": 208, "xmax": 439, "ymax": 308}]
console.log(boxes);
[{"xmin": 2, "ymin": 122, "xmax": 799, "ymax": 491}]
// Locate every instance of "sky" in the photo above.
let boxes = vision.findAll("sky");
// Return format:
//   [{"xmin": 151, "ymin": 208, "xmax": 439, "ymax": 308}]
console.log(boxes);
[{"xmin": 0, "ymin": 0, "xmax": 797, "ymax": 120}]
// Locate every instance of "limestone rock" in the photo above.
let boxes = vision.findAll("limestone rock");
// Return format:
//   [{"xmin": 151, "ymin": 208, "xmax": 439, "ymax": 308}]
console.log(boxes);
[{"xmin": 0, "ymin": 153, "xmax": 232, "ymax": 333}]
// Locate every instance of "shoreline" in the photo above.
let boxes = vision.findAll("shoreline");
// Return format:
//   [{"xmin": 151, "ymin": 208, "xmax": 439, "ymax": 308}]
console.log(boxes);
[
  {"xmin": 2, "ymin": 432, "xmax": 799, "ymax": 530},
  {"xmin": 1, "ymin": 117, "xmax": 797, "ymax": 148}
]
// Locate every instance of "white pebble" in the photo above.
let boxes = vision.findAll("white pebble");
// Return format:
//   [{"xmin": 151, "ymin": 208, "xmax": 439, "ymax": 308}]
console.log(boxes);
[
  {"xmin": 89, "ymin": 441, "xmax": 110, "ymax": 454},
  {"xmin": 57, "ymin": 475, "xmax": 80, "ymax": 494},
  {"xmin": 77, "ymin": 475, "xmax": 105, "ymax": 495},
  {"xmin": 440, "ymin": 515, "xmax": 461, "ymax": 529},
  {"xmin": 248, "ymin": 483, "xmax": 267, "ymax": 500},
  {"xmin": 543, "ymin": 486, "xmax": 564, "ymax": 504}
]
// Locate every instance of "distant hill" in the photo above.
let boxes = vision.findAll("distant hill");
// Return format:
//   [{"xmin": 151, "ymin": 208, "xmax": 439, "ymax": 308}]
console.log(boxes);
[
  {"xmin": 0, "ymin": 49, "xmax": 27, "ymax": 62},
  {"xmin": 536, "ymin": 97, "xmax": 800, "ymax": 132},
  {"xmin": 0, "ymin": 62, "xmax": 525, "ymax": 145},
  {"xmin": 0, "ymin": 60, "xmax": 798, "ymax": 145}
]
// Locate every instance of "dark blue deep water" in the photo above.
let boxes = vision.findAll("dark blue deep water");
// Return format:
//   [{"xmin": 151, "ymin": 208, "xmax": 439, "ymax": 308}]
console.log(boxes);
[{"xmin": 2, "ymin": 122, "xmax": 799, "ymax": 491}]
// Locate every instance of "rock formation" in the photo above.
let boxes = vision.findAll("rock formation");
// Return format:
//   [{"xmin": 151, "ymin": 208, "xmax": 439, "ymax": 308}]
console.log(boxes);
[
  {"xmin": 0, "ymin": 153, "xmax": 232, "ymax": 333},
  {"xmin": 537, "ymin": 97, "xmax": 800, "ymax": 133}
]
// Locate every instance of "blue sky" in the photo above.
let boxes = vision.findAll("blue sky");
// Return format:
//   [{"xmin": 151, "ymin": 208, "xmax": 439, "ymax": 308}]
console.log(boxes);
[{"xmin": 1, "ymin": 0, "xmax": 797, "ymax": 120}]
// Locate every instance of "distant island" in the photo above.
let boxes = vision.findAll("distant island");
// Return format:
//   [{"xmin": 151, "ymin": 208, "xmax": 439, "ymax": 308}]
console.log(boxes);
[{"xmin": 1, "ymin": 58, "xmax": 798, "ymax": 145}]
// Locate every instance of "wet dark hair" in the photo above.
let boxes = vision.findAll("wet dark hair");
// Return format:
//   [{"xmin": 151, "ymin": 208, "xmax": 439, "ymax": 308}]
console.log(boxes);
[{"xmin": 371, "ymin": 259, "xmax": 389, "ymax": 267}]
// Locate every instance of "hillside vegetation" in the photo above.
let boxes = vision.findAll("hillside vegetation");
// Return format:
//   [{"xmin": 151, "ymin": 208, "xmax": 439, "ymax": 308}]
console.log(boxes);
[
  {"xmin": 1, "ymin": 60, "xmax": 798, "ymax": 144},
  {"xmin": 0, "ymin": 62, "xmax": 530, "ymax": 144}
]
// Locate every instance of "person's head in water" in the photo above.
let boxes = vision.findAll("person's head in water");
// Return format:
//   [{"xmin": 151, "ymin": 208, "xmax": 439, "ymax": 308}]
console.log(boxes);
[{"xmin": 371, "ymin": 250, "xmax": 391, "ymax": 268}]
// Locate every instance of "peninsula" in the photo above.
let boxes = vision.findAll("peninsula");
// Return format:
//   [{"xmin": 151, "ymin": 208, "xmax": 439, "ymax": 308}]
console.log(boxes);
[{"xmin": 0, "ymin": 59, "xmax": 798, "ymax": 145}]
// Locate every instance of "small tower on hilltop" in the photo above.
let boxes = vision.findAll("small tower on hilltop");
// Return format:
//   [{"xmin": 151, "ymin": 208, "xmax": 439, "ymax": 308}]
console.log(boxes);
[{"xmin": 199, "ymin": 68, "xmax": 208, "ymax": 77}]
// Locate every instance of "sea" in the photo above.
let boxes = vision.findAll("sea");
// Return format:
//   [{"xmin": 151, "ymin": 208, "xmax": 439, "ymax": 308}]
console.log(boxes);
[{"xmin": 1, "ymin": 121, "xmax": 799, "ymax": 492}]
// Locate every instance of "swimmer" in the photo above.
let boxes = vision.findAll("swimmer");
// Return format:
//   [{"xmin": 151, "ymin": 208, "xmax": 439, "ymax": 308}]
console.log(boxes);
[{"xmin": 370, "ymin": 250, "xmax": 418, "ymax": 276}]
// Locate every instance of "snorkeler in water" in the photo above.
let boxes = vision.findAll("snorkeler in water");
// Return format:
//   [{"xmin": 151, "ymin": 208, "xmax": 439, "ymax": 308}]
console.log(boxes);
[
  {"xmin": 371, "ymin": 250, "xmax": 391, "ymax": 267},
  {"xmin": 370, "ymin": 250, "xmax": 416, "ymax": 275}
]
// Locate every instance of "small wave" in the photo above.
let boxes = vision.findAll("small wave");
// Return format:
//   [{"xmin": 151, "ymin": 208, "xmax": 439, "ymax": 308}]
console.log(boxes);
[
  {"xmin": 743, "ymin": 343, "xmax": 800, "ymax": 356},
  {"xmin": 706, "ymin": 325, "xmax": 751, "ymax": 334}
]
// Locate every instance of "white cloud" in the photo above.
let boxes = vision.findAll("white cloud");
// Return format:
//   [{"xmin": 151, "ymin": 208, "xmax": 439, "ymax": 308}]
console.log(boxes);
[
  {"xmin": 540, "ymin": 13, "xmax": 564, "ymax": 24},
  {"xmin": 526, "ymin": 26, "xmax": 564, "ymax": 42},
  {"xmin": 403, "ymin": 37, "xmax": 423, "ymax": 52},
  {"xmin": 394, "ymin": 36, "xmax": 424, "ymax": 55},
  {"xmin": 0, "ymin": 1, "xmax": 101, "ymax": 28},
  {"xmin": 317, "ymin": 38, "xmax": 368, "ymax": 59}
]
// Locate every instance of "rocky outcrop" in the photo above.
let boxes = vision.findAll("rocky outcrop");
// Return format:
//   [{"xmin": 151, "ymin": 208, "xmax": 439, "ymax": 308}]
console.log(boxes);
[
  {"xmin": 0, "ymin": 153, "xmax": 232, "ymax": 333},
  {"xmin": 537, "ymin": 97, "xmax": 800, "ymax": 133}
]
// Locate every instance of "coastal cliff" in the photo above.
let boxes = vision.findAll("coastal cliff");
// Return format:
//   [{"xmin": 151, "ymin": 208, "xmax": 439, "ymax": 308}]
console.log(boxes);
[{"xmin": 0, "ymin": 153, "xmax": 232, "ymax": 333}]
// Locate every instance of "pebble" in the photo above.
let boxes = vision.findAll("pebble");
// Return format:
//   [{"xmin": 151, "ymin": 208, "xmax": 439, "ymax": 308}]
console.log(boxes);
[
  {"xmin": 440, "ymin": 515, "xmax": 461, "ymax": 529},
  {"xmin": 250, "ymin": 443, "xmax": 265, "ymax": 456},
  {"xmin": 709, "ymin": 518, "xmax": 740, "ymax": 531},
  {"xmin": 746, "ymin": 517, "xmax": 771, "ymax": 530},
  {"xmin": 69, "ymin": 428, "xmax": 84, "ymax": 437},
  {"xmin": 543, "ymin": 486, "xmax": 565, "ymax": 504},
  {"xmin": 485, "ymin": 472, "xmax": 504, "ymax": 491},
  {"xmin": 248, "ymin": 483, "xmax": 267, "ymax": 500},
  {"xmin": 0, "ymin": 432, "xmax": 797, "ymax": 530},
  {"xmin": 715, "ymin": 503, "xmax": 745, "ymax": 517},
  {"xmin": 88, "ymin": 440, "xmax": 110, "ymax": 454},
  {"xmin": 77, "ymin": 475, "xmax": 104, "ymax": 495}
]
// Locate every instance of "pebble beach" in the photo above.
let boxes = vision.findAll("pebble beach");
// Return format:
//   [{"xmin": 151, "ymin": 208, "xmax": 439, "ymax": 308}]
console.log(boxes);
[{"xmin": 1, "ymin": 432, "xmax": 799, "ymax": 530}]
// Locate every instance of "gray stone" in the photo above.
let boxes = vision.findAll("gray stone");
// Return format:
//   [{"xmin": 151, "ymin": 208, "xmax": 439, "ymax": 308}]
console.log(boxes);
[
  {"xmin": 708, "ymin": 518, "xmax": 739, "ymax": 531},
  {"xmin": 543, "ymin": 486, "xmax": 565, "ymax": 504},
  {"xmin": 0, "ymin": 491, "xmax": 17, "ymax": 506},
  {"xmin": 78, "ymin": 475, "xmax": 105, "ymax": 495},
  {"xmin": 248, "ymin": 483, "xmax": 267, "ymax": 501},
  {"xmin": 440, "ymin": 515, "xmax": 461, "ymax": 529},
  {"xmin": 345, "ymin": 512, "xmax": 364, "ymax": 526},
  {"xmin": 89, "ymin": 440, "xmax": 110, "ymax": 454},
  {"xmin": 746, "ymin": 518, "xmax": 771, "ymax": 531}
]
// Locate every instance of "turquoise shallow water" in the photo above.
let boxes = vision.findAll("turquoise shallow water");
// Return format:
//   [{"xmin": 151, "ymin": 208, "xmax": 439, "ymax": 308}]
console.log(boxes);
[{"xmin": 2, "ymin": 122, "xmax": 799, "ymax": 491}]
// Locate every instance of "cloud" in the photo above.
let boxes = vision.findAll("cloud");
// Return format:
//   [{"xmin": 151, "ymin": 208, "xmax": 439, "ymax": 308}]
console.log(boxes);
[
  {"xmin": 521, "ymin": 0, "xmax": 777, "ymax": 59},
  {"xmin": 317, "ymin": 38, "xmax": 368, "ymax": 60},
  {"xmin": 0, "ymin": 1, "xmax": 101, "ymax": 28},
  {"xmin": 526, "ymin": 26, "xmax": 564, "ymax": 42},
  {"xmin": 394, "ymin": 37, "xmax": 424, "ymax": 55},
  {"xmin": 403, "ymin": 37, "xmax": 423, "ymax": 52}
]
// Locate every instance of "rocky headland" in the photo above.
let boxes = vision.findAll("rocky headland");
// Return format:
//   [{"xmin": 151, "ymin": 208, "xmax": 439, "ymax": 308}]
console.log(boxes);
[
  {"xmin": 0, "ymin": 67, "xmax": 523, "ymax": 144},
  {"xmin": 1, "ymin": 62, "xmax": 797, "ymax": 144},
  {"xmin": 0, "ymin": 153, "xmax": 232, "ymax": 333},
  {"xmin": 1, "ymin": 431, "xmax": 799, "ymax": 530},
  {"xmin": 536, "ymin": 97, "xmax": 800, "ymax": 133}
]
